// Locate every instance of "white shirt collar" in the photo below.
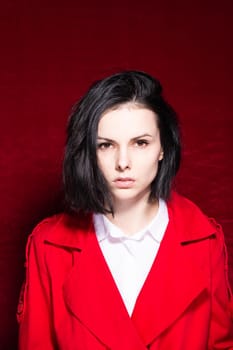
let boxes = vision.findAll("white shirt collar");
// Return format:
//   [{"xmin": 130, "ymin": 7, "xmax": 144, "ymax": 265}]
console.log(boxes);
[{"xmin": 94, "ymin": 198, "xmax": 168, "ymax": 244}]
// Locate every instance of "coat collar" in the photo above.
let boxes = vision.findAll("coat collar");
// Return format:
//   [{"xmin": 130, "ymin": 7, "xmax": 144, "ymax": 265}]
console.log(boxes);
[{"xmin": 43, "ymin": 193, "xmax": 217, "ymax": 348}]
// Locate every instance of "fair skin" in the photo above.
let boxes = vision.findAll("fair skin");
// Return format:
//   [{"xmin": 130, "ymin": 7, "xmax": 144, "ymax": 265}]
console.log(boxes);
[{"xmin": 96, "ymin": 103, "xmax": 163, "ymax": 235}]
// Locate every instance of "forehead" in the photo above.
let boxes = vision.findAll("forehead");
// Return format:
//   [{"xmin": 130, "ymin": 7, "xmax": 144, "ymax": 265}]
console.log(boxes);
[{"xmin": 98, "ymin": 103, "xmax": 159, "ymax": 137}]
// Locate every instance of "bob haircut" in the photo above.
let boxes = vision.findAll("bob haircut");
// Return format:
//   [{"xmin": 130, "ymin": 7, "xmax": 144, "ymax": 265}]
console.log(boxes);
[{"xmin": 63, "ymin": 70, "xmax": 181, "ymax": 215}]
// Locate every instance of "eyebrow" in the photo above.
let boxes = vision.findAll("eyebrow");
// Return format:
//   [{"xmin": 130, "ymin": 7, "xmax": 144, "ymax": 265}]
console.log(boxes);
[{"xmin": 97, "ymin": 134, "xmax": 153, "ymax": 142}]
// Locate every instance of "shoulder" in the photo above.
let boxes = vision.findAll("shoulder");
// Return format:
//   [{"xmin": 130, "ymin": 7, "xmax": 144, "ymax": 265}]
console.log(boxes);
[
  {"xmin": 29, "ymin": 211, "xmax": 93, "ymax": 247},
  {"xmin": 168, "ymin": 192, "xmax": 223, "ymax": 242},
  {"xmin": 168, "ymin": 191, "xmax": 209, "ymax": 222},
  {"xmin": 30, "ymin": 214, "xmax": 64, "ymax": 239},
  {"xmin": 168, "ymin": 191, "xmax": 205, "ymax": 213}
]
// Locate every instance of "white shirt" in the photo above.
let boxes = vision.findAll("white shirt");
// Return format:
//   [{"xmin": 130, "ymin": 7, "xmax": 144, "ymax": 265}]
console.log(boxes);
[{"xmin": 93, "ymin": 199, "xmax": 169, "ymax": 316}]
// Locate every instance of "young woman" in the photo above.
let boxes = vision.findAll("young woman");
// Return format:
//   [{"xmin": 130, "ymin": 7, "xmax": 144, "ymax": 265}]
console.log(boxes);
[{"xmin": 17, "ymin": 71, "xmax": 233, "ymax": 349}]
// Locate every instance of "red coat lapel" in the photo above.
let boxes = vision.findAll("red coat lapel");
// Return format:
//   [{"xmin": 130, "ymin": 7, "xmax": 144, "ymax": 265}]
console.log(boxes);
[
  {"xmin": 131, "ymin": 195, "xmax": 216, "ymax": 346},
  {"xmin": 62, "ymin": 223, "xmax": 146, "ymax": 349}
]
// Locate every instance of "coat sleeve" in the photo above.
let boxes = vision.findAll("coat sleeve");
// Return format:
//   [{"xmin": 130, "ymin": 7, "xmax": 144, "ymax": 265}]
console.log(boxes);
[
  {"xmin": 208, "ymin": 219, "xmax": 233, "ymax": 349},
  {"xmin": 17, "ymin": 222, "xmax": 57, "ymax": 350}
]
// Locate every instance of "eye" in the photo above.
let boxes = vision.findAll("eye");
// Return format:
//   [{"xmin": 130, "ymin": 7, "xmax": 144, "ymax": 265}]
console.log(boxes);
[
  {"xmin": 97, "ymin": 142, "xmax": 113, "ymax": 150},
  {"xmin": 135, "ymin": 139, "xmax": 149, "ymax": 147}
]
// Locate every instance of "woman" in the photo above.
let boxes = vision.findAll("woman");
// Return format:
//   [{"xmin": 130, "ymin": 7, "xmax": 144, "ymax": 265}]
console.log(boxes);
[{"xmin": 17, "ymin": 71, "xmax": 233, "ymax": 349}]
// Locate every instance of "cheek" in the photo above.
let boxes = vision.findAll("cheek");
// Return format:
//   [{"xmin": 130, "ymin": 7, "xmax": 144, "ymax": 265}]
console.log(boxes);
[
  {"xmin": 97, "ymin": 154, "xmax": 111, "ymax": 175},
  {"xmin": 141, "ymin": 156, "xmax": 161, "ymax": 179},
  {"xmin": 139, "ymin": 153, "xmax": 160, "ymax": 168}
]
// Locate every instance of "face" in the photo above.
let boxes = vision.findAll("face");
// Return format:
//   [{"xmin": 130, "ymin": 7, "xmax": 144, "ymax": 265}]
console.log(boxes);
[{"xmin": 96, "ymin": 103, "xmax": 163, "ymax": 209}]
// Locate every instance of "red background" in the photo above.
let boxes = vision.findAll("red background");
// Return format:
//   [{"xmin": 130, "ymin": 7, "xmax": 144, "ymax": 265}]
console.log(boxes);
[{"xmin": 1, "ymin": 1, "xmax": 233, "ymax": 349}]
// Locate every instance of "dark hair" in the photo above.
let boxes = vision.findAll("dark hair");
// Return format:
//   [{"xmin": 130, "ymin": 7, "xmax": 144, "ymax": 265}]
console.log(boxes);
[{"xmin": 63, "ymin": 70, "xmax": 181, "ymax": 214}]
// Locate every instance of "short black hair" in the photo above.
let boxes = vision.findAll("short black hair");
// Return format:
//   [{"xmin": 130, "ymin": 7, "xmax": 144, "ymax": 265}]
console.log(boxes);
[{"xmin": 63, "ymin": 70, "xmax": 181, "ymax": 214}]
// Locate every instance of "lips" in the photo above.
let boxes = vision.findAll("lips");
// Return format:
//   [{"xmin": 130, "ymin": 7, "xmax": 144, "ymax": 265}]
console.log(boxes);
[{"xmin": 113, "ymin": 177, "xmax": 135, "ymax": 188}]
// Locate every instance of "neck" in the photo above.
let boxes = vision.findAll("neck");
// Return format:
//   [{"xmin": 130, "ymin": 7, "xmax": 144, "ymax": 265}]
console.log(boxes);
[{"xmin": 106, "ymin": 198, "xmax": 159, "ymax": 236}]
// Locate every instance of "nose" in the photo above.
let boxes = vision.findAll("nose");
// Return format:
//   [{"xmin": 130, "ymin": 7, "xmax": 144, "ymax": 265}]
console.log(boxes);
[{"xmin": 115, "ymin": 147, "xmax": 131, "ymax": 171}]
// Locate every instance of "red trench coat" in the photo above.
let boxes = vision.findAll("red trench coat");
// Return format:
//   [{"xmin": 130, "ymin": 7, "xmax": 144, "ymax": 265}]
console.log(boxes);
[{"xmin": 17, "ymin": 193, "xmax": 233, "ymax": 349}]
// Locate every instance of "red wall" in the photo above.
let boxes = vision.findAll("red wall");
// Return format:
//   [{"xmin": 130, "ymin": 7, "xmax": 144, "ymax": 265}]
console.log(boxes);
[{"xmin": 1, "ymin": 1, "xmax": 233, "ymax": 348}]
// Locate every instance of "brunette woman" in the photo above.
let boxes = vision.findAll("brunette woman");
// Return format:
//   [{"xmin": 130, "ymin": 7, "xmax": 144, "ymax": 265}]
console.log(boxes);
[{"xmin": 18, "ymin": 71, "xmax": 233, "ymax": 349}]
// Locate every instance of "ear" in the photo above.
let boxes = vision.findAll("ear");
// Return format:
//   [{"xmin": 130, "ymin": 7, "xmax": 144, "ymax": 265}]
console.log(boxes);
[{"xmin": 159, "ymin": 149, "xmax": 164, "ymax": 161}]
